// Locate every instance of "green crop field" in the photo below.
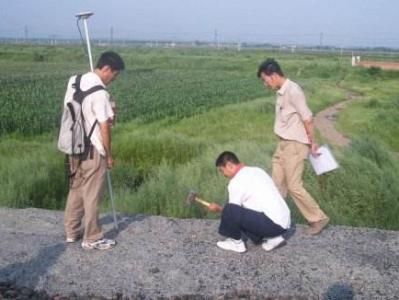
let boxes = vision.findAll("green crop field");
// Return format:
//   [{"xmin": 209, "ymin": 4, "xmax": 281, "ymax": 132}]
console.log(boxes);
[{"xmin": 1, "ymin": 44, "xmax": 399, "ymax": 229}]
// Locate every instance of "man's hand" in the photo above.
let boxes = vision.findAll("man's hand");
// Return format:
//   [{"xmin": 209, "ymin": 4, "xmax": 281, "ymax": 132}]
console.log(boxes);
[
  {"xmin": 109, "ymin": 100, "xmax": 117, "ymax": 127},
  {"xmin": 303, "ymin": 119, "xmax": 320, "ymax": 157},
  {"xmin": 106, "ymin": 155, "xmax": 114, "ymax": 169},
  {"xmin": 208, "ymin": 203, "xmax": 223, "ymax": 213},
  {"xmin": 310, "ymin": 142, "xmax": 320, "ymax": 157}
]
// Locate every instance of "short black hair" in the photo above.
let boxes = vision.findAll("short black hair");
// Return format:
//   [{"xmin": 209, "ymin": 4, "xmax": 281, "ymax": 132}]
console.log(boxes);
[
  {"xmin": 96, "ymin": 51, "xmax": 125, "ymax": 71},
  {"xmin": 257, "ymin": 58, "xmax": 284, "ymax": 78},
  {"xmin": 215, "ymin": 151, "xmax": 240, "ymax": 167}
]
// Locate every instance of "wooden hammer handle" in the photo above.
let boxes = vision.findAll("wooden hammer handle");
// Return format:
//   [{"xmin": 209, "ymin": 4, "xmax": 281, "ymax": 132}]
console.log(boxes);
[{"xmin": 194, "ymin": 197, "xmax": 210, "ymax": 207}]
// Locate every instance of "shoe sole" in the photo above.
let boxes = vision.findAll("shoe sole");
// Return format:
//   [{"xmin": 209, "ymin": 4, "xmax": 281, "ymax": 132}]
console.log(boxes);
[
  {"xmin": 66, "ymin": 237, "xmax": 80, "ymax": 243},
  {"xmin": 81, "ymin": 244, "xmax": 114, "ymax": 250},
  {"xmin": 216, "ymin": 244, "xmax": 246, "ymax": 253},
  {"xmin": 307, "ymin": 227, "xmax": 328, "ymax": 235},
  {"xmin": 262, "ymin": 240, "xmax": 287, "ymax": 252},
  {"xmin": 217, "ymin": 248, "xmax": 246, "ymax": 253},
  {"xmin": 66, "ymin": 233, "xmax": 83, "ymax": 243},
  {"xmin": 307, "ymin": 220, "xmax": 330, "ymax": 235},
  {"xmin": 81, "ymin": 240, "xmax": 116, "ymax": 250}
]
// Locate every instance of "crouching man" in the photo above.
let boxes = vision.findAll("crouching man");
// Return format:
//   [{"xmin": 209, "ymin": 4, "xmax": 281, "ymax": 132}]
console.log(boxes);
[{"xmin": 208, "ymin": 151, "xmax": 291, "ymax": 253}]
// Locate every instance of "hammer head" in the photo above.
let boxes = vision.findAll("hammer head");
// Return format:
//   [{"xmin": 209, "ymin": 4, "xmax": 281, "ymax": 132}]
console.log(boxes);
[{"xmin": 186, "ymin": 190, "xmax": 197, "ymax": 205}]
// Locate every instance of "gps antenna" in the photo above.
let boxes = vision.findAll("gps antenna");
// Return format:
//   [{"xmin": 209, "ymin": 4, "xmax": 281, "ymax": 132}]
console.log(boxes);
[{"xmin": 75, "ymin": 11, "xmax": 94, "ymax": 71}]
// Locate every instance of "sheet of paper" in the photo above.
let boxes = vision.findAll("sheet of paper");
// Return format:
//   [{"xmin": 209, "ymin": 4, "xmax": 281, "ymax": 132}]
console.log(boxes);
[{"xmin": 308, "ymin": 144, "xmax": 339, "ymax": 176}]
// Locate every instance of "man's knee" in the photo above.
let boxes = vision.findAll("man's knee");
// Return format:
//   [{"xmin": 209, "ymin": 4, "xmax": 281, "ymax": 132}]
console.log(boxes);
[{"xmin": 287, "ymin": 181, "xmax": 305, "ymax": 194}]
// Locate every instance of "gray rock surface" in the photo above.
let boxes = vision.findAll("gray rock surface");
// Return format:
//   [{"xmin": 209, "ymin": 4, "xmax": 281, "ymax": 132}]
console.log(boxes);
[{"xmin": 0, "ymin": 208, "xmax": 398, "ymax": 299}]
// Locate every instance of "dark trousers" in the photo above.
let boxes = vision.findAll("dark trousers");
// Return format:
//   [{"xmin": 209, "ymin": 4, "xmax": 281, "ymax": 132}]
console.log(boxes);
[{"xmin": 219, "ymin": 203, "xmax": 286, "ymax": 244}]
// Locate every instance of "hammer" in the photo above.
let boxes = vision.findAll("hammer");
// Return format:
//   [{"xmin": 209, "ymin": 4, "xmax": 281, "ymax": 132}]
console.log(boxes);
[{"xmin": 186, "ymin": 190, "xmax": 210, "ymax": 208}]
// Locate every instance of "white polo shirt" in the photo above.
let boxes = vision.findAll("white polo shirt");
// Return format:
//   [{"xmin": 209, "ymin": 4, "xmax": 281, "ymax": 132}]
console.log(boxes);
[
  {"xmin": 228, "ymin": 166, "xmax": 291, "ymax": 229},
  {"xmin": 64, "ymin": 72, "xmax": 114, "ymax": 156}
]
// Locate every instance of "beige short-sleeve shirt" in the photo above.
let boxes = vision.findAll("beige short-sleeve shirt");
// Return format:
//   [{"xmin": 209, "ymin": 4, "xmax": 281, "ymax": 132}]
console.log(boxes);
[{"xmin": 274, "ymin": 79, "xmax": 312, "ymax": 144}]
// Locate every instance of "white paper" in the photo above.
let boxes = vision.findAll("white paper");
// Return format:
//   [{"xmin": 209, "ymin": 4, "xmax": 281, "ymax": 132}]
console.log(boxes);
[{"xmin": 308, "ymin": 144, "xmax": 339, "ymax": 175}]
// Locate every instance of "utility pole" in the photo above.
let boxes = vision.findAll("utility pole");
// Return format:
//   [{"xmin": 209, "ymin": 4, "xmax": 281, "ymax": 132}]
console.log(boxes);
[
  {"xmin": 110, "ymin": 26, "xmax": 114, "ymax": 45},
  {"xmin": 319, "ymin": 32, "xmax": 324, "ymax": 47},
  {"xmin": 24, "ymin": 25, "xmax": 28, "ymax": 43},
  {"xmin": 214, "ymin": 29, "xmax": 219, "ymax": 48},
  {"xmin": 49, "ymin": 34, "xmax": 57, "ymax": 45}
]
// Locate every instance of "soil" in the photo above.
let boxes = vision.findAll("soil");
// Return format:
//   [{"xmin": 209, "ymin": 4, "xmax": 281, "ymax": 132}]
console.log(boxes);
[
  {"xmin": 314, "ymin": 91, "xmax": 360, "ymax": 146},
  {"xmin": 357, "ymin": 60, "xmax": 399, "ymax": 71}
]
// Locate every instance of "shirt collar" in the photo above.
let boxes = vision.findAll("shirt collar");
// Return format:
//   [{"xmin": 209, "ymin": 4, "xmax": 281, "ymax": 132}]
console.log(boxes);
[
  {"xmin": 90, "ymin": 71, "xmax": 107, "ymax": 88},
  {"xmin": 231, "ymin": 163, "xmax": 246, "ymax": 178},
  {"xmin": 277, "ymin": 78, "xmax": 290, "ymax": 96}
]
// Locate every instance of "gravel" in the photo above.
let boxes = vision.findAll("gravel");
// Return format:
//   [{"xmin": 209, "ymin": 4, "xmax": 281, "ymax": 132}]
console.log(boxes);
[{"xmin": 0, "ymin": 208, "xmax": 398, "ymax": 299}]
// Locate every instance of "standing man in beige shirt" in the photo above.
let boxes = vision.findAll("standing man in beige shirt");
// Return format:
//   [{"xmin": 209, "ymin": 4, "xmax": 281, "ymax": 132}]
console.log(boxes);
[{"xmin": 257, "ymin": 58, "xmax": 329, "ymax": 235}]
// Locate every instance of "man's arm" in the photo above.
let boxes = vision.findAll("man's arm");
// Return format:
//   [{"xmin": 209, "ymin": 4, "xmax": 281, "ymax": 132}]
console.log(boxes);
[
  {"xmin": 303, "ymin": 118, "xmax": 319, "ymax": 156},
  {"xmin": 99, "ymin": 121, "xmax": 113, "ymax": 168},
  {"xmin": 291, "ymin": 84, "xmax": 318, "ymax": 155},
  {"xmin": 207, "ymin": 203, "xmax": 223, "ymax": 213}
]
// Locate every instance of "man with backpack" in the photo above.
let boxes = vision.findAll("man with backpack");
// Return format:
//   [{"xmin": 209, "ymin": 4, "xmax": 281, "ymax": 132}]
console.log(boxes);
[{"xmin": 60, "ymin": 51, "xmax": 125, "ymax": 250}]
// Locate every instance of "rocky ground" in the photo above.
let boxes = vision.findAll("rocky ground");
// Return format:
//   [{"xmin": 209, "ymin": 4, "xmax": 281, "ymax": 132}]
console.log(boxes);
[{"xmin": 0, "ymin": 208, "xmax": 398, "ymax": 299}]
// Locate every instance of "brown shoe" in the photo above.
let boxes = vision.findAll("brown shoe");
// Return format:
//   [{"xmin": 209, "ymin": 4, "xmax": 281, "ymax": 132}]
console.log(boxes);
[{"xmin": 307, "ymin": 217, "xmax": 330, "ymax": 235}]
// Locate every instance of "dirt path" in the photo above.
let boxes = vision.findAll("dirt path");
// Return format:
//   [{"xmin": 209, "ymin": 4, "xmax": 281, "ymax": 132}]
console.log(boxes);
[
  {"xmin": 358, "ymin": 60, "xmax": 399, "ymax": 71},
  {"xmin": 314, "ymin": 91, "xmax": 360, "ymax": 146}
]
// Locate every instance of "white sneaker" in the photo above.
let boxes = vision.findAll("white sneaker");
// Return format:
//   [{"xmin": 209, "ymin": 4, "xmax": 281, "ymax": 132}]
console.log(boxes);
[
  {"xmin": 66, "ymin": 232, "xmax": 83, "ymax": 243},
  {"xmin": 81, "ymin": 239, "xmax": 116, "ymax": 250},
  {"xmin": 217, "ymin": 238, "xmax": 246, "ymax": 253},
  {"xmin": 262, "ymin": 235, "xmax": 286, "ymax": 252},
  {"xmin": 102, "ymin": 238, "xmax": 116, "ymax": 245},
  {"xmin": 66, "ymin": 237, "xmax": 77, "ymax": 243}
]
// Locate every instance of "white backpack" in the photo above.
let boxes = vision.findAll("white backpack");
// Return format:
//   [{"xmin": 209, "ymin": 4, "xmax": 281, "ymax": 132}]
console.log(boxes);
[{"xmin": 57, "ymin": 74, "xmax": 104, "ymax": 159}]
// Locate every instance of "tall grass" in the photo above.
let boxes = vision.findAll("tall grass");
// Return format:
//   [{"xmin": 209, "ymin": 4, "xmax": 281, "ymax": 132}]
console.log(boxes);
[
  {"xmin": 0, "ymin": 136, "xmax": 67, "ymax": 209},
  {"xmin": 105, "ymin": 141, "xmax": 275, "ymax": 219},
  {"xmin": 1, "ymin": 44, "xmax": 399, "ymax": 230},
  {"xmin": 302, "ymin": 138, "xmax": 399, "ymax": 229},
  {"xmin": 338, "ymin": 81, "xmax": 399, "ymax": 151}
]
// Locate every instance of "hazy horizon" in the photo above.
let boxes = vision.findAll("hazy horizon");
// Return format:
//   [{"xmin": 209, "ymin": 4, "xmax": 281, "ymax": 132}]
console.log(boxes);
[{"xmin": 1, "ymin": 0, "xmax": 399, "ymax": 48}]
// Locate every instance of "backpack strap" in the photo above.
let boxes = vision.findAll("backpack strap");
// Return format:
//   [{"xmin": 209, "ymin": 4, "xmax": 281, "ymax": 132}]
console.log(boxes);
[
  {"xmin": 66, "ymin": 102, "xmax": 76, "ymax": 123},
  {"xmin": 72, "ymin": 74, "xmax": 105, "ymax": 104},
  {"xmin": 87, "ymin": 119, "xmax": 98, "ymax": 139},
  {"xmin": 81, "ymin": 85, "xmax": 105, "ymax": 99},
  {"xmin": 72, "ymin": 74, "xmax": 83, "ymax": 103},
  {"xmin": 80, "ymin": 86, "xmax": 105, "ymax": 139},
  {"xmin": 72, "ymin": 74, "xmax": 106, "ymax": 138}
]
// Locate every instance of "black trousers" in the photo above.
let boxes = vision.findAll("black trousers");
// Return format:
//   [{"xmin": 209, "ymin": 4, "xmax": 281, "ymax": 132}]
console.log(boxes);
[{"xmin": 219, "ymin": 203, "xmax": 287, "ymax": 244}]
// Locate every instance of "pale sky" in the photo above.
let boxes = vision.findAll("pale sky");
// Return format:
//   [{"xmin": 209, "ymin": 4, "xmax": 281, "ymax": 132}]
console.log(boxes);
[{"xmin": 1, "ymin": 0, "xmax": 398, "ymax": 48}]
